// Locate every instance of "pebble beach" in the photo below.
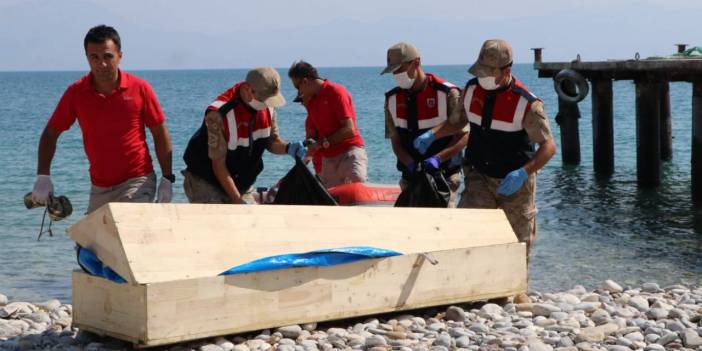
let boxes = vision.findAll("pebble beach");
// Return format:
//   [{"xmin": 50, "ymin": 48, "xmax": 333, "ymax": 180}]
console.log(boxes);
[{"xmin": 1, "ymin": 280, "xmax": 700, "ymax": 351}]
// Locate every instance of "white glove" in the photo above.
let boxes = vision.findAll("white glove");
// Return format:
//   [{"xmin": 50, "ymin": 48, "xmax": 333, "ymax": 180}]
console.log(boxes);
[
  {"xmin": 157, "ymin": 177, "xmax": 173, "ymax": 203},
  {"xmin": 31, "ymin": 175, "xmax": 54, "ymax": 205}
]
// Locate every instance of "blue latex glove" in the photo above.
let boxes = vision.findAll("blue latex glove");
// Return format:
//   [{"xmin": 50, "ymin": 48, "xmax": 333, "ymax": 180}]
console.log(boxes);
[
  {"xmin": 286, "ymin": 141, "xmax": 306, "ymax": 159},
  {"xmin": 496, "ymin": 168, "xmax": 528, "ymax": 196},
  {"xmin": 413, "ymin": 130, "xmax": 436, "ymax": 154},
  {"xmin": 422, "ymin": 155, "xmax": 441, "ymax": 171}
]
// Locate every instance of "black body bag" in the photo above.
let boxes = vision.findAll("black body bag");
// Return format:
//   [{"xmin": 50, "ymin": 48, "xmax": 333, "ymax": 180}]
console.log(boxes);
[
  {"xmin": 394, "ymin": 170, "xmax": 450, "ymax": 208},
  {"xmin": 273, "ymin": 158, "xmax": 338, "ymax": 205}
]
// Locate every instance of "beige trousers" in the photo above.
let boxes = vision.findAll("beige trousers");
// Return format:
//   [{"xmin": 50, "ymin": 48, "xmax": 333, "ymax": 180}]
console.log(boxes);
[
  {"xmin": 181, "ymin": 170, "xmax": 255, "ymax": 204},
  {"xmin": 87, "ymin": 173, "xmax": 156, "ymax": 214},
  {"xmin": 318, "ymin": 147, "xmax": 368, "ymax": 188}
]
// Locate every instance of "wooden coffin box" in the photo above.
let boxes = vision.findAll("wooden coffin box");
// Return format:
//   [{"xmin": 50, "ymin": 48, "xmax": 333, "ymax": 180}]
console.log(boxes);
[{"xmin": 68, "ymin": 203, "xmax": 526, "ymax": 347}]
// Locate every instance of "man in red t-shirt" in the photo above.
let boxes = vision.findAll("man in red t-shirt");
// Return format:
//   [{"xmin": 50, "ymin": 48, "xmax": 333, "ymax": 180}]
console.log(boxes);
[
  {"xmin": 287, "ymin": 61, "xmax": 368, "ymax": 188},
  {"xmin": 31, "ymin": 25, "xmax": 174, "ymax": 214}
]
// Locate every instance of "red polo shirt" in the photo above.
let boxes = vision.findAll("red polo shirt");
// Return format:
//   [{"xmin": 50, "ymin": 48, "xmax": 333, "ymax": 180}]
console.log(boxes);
[
  {"xmin": 304, "ymin": 80, "xmax": 364, "ymax": 157},
  {"xmin": 47, "ymin": 70, "xmax": 165, "ymax": 187}
]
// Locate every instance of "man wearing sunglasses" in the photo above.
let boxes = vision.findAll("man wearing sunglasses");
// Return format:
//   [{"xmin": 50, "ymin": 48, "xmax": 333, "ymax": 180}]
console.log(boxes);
[
  {"xmin": 381, "ymin": 42, "xmax": 468, "ymax": 207},
  {"xmin": 414, "ymin": 39, "xmax": 556, "ymax": 257},
  {"xmin": 288, "ymin": 61, "xmax": 367, "ymax": 188},
  {"xmin": 182, "ymin": 68, "xmax": 304, "ymax": 204}
]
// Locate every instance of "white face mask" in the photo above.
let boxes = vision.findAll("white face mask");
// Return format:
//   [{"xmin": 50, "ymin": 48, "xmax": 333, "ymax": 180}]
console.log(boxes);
[
  {"xmin": 394, "ymin": 71, "xmax": 415, "ymax": 89},
  {"xmin": 248, "ymin": 98, "xmax": 268, "ymax": 111},
  {"xmin": 478, "ymin": 76, "xmax": 500, "ymax": 90}
]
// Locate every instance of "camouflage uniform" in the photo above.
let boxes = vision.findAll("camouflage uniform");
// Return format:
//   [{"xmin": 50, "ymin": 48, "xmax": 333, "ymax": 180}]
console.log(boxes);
[
  {"xmin": 386, "ymin": 81, "xmax": 468, "ymax": 208},
  {"xmin": 456, "ymin": 100, "xmax": 552, "ymax": 254},
  {"xmin": 181, "ymin": 110, "xmax": 280, "ymax": 204}
]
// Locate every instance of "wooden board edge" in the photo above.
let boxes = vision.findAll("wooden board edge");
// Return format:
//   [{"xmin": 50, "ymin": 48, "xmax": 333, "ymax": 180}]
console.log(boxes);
[
  {"xmin": 72, "ymin": 270, "xmax": 147, "ymax": 343},
  {"xmin": 140, "ymin": 243, "xmax": 527, "ymax": 346},
  {"xmin": 136, "ymin": 288, "xmax": 526, "ymax": 347}
]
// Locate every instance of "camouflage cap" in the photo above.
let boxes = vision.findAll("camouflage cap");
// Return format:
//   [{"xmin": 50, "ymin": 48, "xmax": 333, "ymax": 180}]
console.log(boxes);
[
  {"xmin": 468, "ymin": 39, "xmax": 513, "ymax": 77},
  {"xmin": 380, "ymin": 42, "xmax": 420, "ymax": 75},
  {"xmin": 246, "ymin": 67, "xmax": 286, "ymax": 107}
]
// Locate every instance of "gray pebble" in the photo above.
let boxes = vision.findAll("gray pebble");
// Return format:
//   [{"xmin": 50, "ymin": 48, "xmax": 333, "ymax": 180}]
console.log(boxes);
[
  {"xmin": 446, "ymin": 306, "xmax": 466, "ymax": 322},
  {"xmin": 590, "ymin": 309, "xmax": 611, "ymax": 325},
  {"xmin": 574, "ymin": 302, "xmax": 600, "ymax": 313},
  {"xmin": 665, "ymin": 320, "xmax": 686, "ymax": 332},
  {"xmin": 365, "ymin": 335, "xmax": 387, "ymax": 347},
  {"xmin": 277, "ymin": 325, "xmax": 302, "ymax": 339},
  {"xmin": 533, "ymin": 304, "xmax": 561, "ymax": 317},
  {"xmin": 433, "ymin": 333, "xmax": 451, "ymax": 348},
  {"xmin": 681, "ymin": 328, "xmax": 702, "ymax": 348},
  {"xmin": 468, "ymin": 322, "xmax": 489, "ymax": 334},
  {"xmin": 646, "ymin": 308, "xmax": 668, "ymax": 320},
  {"xmin": 449, "ymin": 327, "xmax": 471, "ymax": 338},
  {"xmin": 615, "ymin": 336, "xmax": 633, "ymax": 347},
  {"xmin": 454, "ymin": 336, "xmax": 470, "ymax": 348},
  {"xmin": 200, "ymin": 344, "xmax": 224, "ymax": 351},
  {"xmin": 627, "ymin": 296, "xmax": 649, "ymax": 311},
  {"xmin": 656, "ymin": 332, "xmax": 678, "ymax": 345},
  {"xmin": 603, "ymin": 280, "xmax": 623, "ymax": 293},
  {"xmin": 550, "ymin": 311, "xmax": 569, "ymax": 321},
  {"xmin": 528, "ymin": 340, "xmax": 553, "ymax": 351},
  {"xmin": 534, "ymin": 316, "xmax": 556, "ymax": 327},
  {"xmin": 301, "ymin": 322, "xmax": 317, "ymax": 331},
  {"xmin": 604, "ymin": 346, "xmax": 630, "ymax": 351},
  {"xmin": 645, "ymin": 333, "xmax": 660, "ymax": 343},
  {"xmin": 427, "ymin": 322, "xmax": 445, "ymax": 332},
  {"xmin": 668, "ymin": 308, "xmax": 689, "ymax": 320}
]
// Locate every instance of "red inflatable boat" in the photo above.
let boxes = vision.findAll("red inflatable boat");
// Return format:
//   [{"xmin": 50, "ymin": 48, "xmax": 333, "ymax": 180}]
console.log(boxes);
[{"xmin": 327, "ymin": 182, "xmax": 401, "ymax": 206}]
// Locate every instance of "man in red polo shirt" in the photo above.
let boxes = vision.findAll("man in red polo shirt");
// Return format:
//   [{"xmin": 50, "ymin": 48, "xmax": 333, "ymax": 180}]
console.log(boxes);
[
  {"xmin": 31, "ymin": 25, "xmax": 174, "ymax": 213},
  {"xmin": 287, "ymin": 61, "xmax": 367, "ymax": 188}
]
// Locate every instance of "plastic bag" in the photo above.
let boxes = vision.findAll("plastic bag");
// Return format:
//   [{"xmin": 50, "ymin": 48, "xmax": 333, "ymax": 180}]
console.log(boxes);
[
  {"xmin": 273, "ymin": 158, "xmax": 338, "ymax": 205},
  {"xmin": 394, "ymin": 170, "xmax": 450, "ymax": 208},
  {"xmin": 220, "ymin": 246, "xmax": 401, "ymax": 275},
  {"xmin": 76, "ymin": 245, "xmax": 127, "ymax": 283}
]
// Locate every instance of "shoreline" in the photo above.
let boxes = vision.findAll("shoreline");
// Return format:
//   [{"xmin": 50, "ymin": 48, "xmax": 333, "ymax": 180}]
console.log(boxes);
[{"xmin": 1, "ymin": 280, "xmax": 701, "ymax": 351}]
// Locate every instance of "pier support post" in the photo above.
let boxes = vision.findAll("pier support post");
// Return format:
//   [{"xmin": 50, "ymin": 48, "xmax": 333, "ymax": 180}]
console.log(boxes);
[
  {"xmin": 692, "ymin": 81, "xmax": 702, "ymax": 203},
  {"xmin": 556, "ymin": 96, "xmax": 581, "ymax": 165},
  {"xmin": 591, "ymin": 77, "xmax": 614, "ymax": 175},
  {"xmin": 635, "ymin": 78, "xmax": 661, "ymax": 187},
  {"xmin": 660, "ymin": 82, "xmax": 673, "ymax": 161}
]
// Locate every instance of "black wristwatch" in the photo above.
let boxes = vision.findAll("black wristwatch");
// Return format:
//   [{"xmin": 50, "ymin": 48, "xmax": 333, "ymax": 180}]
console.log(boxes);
[{"xmin": 163, "ymin": 174, "xmax": 176, "ymax": 183}]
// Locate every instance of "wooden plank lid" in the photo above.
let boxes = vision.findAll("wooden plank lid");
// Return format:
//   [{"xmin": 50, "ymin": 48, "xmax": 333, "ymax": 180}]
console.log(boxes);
[{"xmin": 67, "ymin": 203, "xmax": 518, "ymax": 284}]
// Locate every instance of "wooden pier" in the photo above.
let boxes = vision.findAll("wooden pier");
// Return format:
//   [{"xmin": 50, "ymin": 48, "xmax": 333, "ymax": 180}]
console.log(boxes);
[{"xmin": 532, "ymin": 46, "xmax": 702, "ymax": 203}]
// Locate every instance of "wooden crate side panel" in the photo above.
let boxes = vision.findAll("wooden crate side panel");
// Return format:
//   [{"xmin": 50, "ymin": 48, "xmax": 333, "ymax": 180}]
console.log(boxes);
[
  {"xmin": 68, "ymin": 205, "xmax": 136, "ymax": 283},
  {"xmin": 72, "ymin": 271, "xmax": 147, "ymax": 343},
  {"xmin": 103, "ymin": 204, "xmax": 519, "ymax": 284},
  {"xmin": 142, "ymin": 243, "xmax": 526, "ymax": 345}
]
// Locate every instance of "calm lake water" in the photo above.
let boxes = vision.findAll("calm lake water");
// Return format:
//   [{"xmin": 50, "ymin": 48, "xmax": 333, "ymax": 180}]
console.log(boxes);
[{"xmin": 0, "ymin": 64, "xmax": 700, "ymax": 302}]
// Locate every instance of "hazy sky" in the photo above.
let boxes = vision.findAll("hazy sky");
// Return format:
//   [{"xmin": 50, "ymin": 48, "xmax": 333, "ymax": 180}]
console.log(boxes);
[{"xmin": 1, "ymin": 0, "xmax": 699, "ymax": 71}]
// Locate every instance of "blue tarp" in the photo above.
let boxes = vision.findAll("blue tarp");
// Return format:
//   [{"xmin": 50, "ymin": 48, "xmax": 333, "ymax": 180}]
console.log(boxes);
[
  {"xmin": 76, "ymin": 246, "xmax": 401, "ymax": 283},
  {"xmin": 76, "ymin": 246, "xmax": 127, "ymax": 283},
  {"xmin": 220, "ymin": 246, "xmax": 402, "ymax": 275}
]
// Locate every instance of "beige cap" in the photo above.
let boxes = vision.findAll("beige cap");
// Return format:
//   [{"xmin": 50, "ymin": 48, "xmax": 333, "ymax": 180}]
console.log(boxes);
[
  {"xmin": 246, "ymin": 67, "xmax": 286, "ymax": 107},
  {"xmin": 380, "ymin": 42, "xmax": 420, "ymax": 75},
  {"xmin": 468, "ymin": 39, "xmax": 513, "ymax": 77}
]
